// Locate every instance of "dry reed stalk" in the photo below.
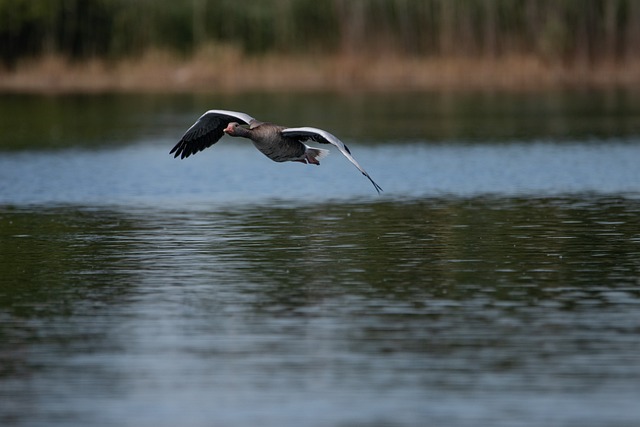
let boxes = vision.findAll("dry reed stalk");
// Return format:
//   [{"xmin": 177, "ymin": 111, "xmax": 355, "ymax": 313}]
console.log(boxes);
[{"xmin": 1, "ymin": 52, "xmax": 639, "ymax": 93}]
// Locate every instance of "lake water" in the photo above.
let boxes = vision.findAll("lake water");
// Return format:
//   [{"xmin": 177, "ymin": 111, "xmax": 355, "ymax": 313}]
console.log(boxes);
[{"xmin": 1, "ymin": 91, "xmax": 640, "ymax": 426}]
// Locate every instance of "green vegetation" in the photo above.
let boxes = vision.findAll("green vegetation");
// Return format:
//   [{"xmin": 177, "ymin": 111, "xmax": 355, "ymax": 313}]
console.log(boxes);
[{"xmin": 1, "ymin": 0, "xmax": 638, "ymax": 67}]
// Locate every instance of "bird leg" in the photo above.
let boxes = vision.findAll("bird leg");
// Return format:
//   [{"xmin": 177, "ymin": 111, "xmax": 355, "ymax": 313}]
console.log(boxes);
[{"xmin": 305, "ymin": 152, "xmax": 320, "ymax": 165}]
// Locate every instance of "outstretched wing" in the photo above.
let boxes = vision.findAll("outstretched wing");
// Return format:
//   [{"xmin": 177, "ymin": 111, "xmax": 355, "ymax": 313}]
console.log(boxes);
[
  {"xmin": 282, "ymin": 127, "xmax": 383, "ymax": 194},
  {"xmin": 170, "ymin": 110, "xmax": 256, "ymax": 159}
]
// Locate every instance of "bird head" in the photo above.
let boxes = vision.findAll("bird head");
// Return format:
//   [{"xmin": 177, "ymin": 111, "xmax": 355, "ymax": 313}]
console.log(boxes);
[{"xmin": 223, "ymin": 122, "xmax": 239, "ymax": 135}]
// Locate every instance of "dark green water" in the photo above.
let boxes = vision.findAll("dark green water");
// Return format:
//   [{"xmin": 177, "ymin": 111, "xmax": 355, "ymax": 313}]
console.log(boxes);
[
  {"xmin": 1, "ymin": 91, "xmax": 640, "ymax": 426},
  {"xmin": 2, "ymin": 90, "xmax": 640, "ymax": 151}
]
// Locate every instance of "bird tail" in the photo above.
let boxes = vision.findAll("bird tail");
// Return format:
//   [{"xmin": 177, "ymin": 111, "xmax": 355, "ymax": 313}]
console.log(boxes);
[{"xmin": 304, "ymin": 146, "xmax": 330, "ymax": 165}]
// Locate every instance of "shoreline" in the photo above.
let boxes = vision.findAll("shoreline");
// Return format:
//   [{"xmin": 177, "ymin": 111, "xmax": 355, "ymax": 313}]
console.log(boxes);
[{"xmin": 2, "ymin": 52, "xmax": 640, "ymax": 94}]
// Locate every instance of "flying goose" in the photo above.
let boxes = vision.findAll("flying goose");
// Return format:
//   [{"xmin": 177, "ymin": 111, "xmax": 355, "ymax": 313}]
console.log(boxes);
[{"xmin": 170, "ymin": 109, "xmax": 382, "ymax": 193}]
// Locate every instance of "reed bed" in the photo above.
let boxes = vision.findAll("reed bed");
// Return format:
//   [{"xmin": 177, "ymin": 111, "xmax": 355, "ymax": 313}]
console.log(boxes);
[{"xmin": 1, "ymin": 0, "xmax": 639, "ymax": 92}]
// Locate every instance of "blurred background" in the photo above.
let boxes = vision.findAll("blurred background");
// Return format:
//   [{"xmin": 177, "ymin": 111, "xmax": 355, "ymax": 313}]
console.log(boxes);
[{"xmin": 1, "ymin": 0, "xmax": 639, "ymax": 91}]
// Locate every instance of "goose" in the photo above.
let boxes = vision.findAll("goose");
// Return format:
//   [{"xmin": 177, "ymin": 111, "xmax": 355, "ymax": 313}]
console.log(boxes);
[{"xmin": 170, "ymin": 109, "xmax": 382, "ymax": 194}]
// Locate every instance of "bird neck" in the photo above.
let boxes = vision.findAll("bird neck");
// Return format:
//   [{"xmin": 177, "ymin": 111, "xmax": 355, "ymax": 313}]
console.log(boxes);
[{"xmin": 231, "ymin": 126, "xmax": 252, "ymax": 138}]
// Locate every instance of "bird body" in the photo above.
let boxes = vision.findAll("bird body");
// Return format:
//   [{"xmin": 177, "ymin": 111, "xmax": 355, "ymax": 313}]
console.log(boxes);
[
  {"xmin": 170, "ymin": 110, "xmax": 382, "ymax": 193},
  {"xmin": 227, "ymin": 121, "xmax": 315, "ymax": 163}
]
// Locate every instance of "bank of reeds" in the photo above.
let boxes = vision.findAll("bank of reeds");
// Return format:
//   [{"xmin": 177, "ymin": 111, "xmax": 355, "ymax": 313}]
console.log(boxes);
[{"xmin": 1, "ymin": 0, "xmax": 639, "ymax": 92}]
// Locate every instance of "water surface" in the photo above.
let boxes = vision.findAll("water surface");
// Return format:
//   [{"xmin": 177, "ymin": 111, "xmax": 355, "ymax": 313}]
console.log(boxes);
[{"xmin": 1, "ymin": 91, "xmax": 640, "ymax": 426}]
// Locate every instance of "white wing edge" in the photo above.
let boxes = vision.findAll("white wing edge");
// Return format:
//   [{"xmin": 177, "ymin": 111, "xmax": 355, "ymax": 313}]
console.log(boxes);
[
  {"xmin": 203, "ymin": 109, "xmax": 256, "ymax": 125},
  {"xmin": 283, "ymin": 126, "xmax": 382, "ymax": 193},
  {"xmin": 283, "ymin": 127, "xmax": 367, "ymax": 173},
  {"xmin": 185, "ymin": 109, "xmax": 256, "ymax": 134}
]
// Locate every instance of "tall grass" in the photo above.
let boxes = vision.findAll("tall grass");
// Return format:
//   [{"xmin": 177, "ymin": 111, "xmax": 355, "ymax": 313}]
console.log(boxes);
[{"xmin": 1, "ymin": 0, "xmax": 638, "ymax": 66}]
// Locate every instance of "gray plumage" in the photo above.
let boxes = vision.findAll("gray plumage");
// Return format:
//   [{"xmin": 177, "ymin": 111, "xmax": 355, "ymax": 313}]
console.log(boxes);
[{"xmin": 170, "ymin": 109, "xmax": 382, "ymax": 193}]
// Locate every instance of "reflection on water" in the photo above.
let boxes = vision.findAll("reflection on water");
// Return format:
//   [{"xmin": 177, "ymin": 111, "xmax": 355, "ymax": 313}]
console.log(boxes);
[
  {"xmin": 1, "ymin": 198, "xmax": 640, "ymax": 426},
  {"xmin": 2, "ymin": 90, "xmax": 640, "ymax": 151},
  {"xmin": 1, "ymin": 141, "xmax": 640, "ymax": 206}
]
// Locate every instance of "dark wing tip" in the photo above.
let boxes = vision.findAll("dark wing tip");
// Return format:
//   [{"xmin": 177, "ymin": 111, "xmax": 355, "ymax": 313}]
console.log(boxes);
[
  {"xmin": 367, "ymin": 175, "xmax": 383, "ymax": 194},
  {"xmin": 170, "ymin": 140, "xmax": 189, "ymax": 158}
]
